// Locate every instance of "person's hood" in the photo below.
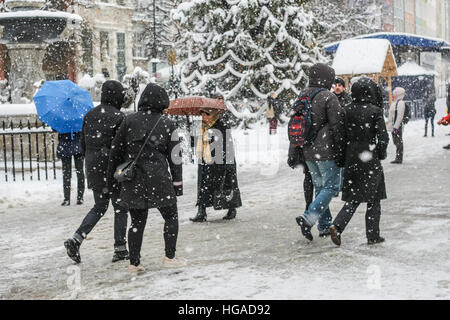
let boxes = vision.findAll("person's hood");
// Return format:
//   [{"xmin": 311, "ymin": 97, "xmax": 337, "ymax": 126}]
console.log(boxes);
[
  {"xmin": 137, "ymin": 83, "xmax": 169, "ymax": 113},
  {"xmin": 393, "ymin": 87, "xmax": 406, "ymax": 101},
  {"xmin": 308, "ymin": 63, "xmax": 335, "ymax": 90},
  {"xmin": 351, "ymin": 77, "xmax": 382, "ymax": 107},
  {"xmin": 100, "ymin": 80, "xmax": 125, "ymax": 108}
]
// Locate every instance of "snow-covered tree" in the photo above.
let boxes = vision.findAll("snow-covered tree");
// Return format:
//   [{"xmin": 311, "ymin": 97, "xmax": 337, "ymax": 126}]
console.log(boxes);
[
  {"xmin": 172, "ymin": 0, "xmax": 327, "ymax": 102},
  {"xmin": 134, "ymin": 0, "xmax": 182, "ymax": 60},
  {"xmin": 306, "ymin": 0, "xmax": 382, "ymax": 45}
]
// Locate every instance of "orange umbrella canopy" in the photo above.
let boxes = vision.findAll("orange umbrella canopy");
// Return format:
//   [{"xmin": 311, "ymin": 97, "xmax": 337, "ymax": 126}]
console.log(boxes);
[{"xmin": 164, "ymin": 96, "xmax": 227, "ymax": 116}]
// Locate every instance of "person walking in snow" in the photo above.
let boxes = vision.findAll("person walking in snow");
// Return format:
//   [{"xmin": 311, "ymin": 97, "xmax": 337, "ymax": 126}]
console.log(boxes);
[
  {"xmin": 107, "ymin": 83, "xmax": 184, "ymax": 273},
  {"xmin": 190, "ymin": 109, "xmax": 242, "ymax": 222},
  {"xmin": 64, "ymin": 80, "xmax": 131, "ymax": 264},
  {"xmin": 333, "ymin": 77, "xmax": 352, "ymax": 108},
  {"xmin": 387, "ymin": 87, "xmax": 406, "ymax": 164},
  {"xmin": 295, "ymin": 63, "xmax": 346, "ymax": 241},
  {"xmin": 57, "ymin": 131, "xmax": 85, "ymax": 206},
  {"xmin": 329, "ymin": 77, "xmax": 389, "ymax": 246},
  {"xmin": 423, "ymin": 89, "xmax": 436, "ymax": 137},
  {"xmin": 265, "ymin": 92, "xmax": 284, "ymax": 135}
]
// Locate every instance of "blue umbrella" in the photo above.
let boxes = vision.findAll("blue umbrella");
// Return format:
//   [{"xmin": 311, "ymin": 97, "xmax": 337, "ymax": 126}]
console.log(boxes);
[{"xmin": 33, "ymin": 80, "xmax": 94, "ymax": 134}]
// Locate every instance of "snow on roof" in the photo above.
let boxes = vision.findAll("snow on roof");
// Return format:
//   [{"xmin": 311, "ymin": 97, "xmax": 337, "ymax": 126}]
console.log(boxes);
[
  {"xmin": 0, "ymin": 10, "xmax": 82, "ymax": 22},
  {"xmin": 0, "ymin": 103, "xmax": 37, "ymax": 116},
  {"xmin": 332, "ymin": 39, "xmax": 392, "ymax": 75},
  {"xmin": 397, "ymin": 60, "xmax": 437, "ymax": 76}
]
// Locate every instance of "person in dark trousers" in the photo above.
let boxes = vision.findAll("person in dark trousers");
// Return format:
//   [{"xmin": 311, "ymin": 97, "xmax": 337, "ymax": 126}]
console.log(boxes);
[
  {"xmin": 333, "ymin": 77, "xmax": 352, "ymax": 108},
  {"xmin": 107, "ymin": 83, "xmax": 183, "ymax": 273},
  {"xmin": 64, "ymin": 80, "xmax": 131, "ymax": 264},
  {"xmin": 424, "ymin": 89, "xmax": 436, "ymax": 137},
  {"xmin": 265, "ymin": 92, "xmax": 284, "ymax": 135},
  {"xmin": 57, "ymin": 131, "xmax": 85, "ymax": 206},
  {"xmin": 329, "ymin": 77, "xmax": 389, "ymax": 246},
  {"xmin": 190, "ymin": 109, "xmax": 242, "ymax": 222},
  {"xmin": 387, "ymin": 87, "xmax": 406, "ymax": 164},
  {"xmin": 295, "ymin": 63, "xmax": 346, "ymax": 241},
  {"xmin": 288, "ymin": 145, "xmax": 313, "ymax": 211}
]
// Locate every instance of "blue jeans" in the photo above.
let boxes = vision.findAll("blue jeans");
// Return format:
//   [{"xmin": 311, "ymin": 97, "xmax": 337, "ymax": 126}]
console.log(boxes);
[{"xmin": 302, "ymin": 160, "xmax": 342, "ymax": 232}]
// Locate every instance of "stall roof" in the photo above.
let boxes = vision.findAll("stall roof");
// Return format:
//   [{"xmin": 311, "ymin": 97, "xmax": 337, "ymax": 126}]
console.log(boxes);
[
  {"xmin": 397, "ymin": 60, "xmax": 437, "ymax": 76},
  {"xmin": 331, "ymin": 39, "xmax": 397, "ymax": 76},
  {"xmin": 324, "ymin": 32, "xmax": 450, "ymax": 54}
]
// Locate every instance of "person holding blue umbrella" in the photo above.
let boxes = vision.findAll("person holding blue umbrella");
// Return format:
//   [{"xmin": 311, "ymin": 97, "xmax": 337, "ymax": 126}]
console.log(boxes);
[
  {"xmin": 34, "ymin": 80, "xmax": 94, "ymax": 206},
  {"xmin": 57, "ymin": 131, "xmax": 85, "ymax": 206}
]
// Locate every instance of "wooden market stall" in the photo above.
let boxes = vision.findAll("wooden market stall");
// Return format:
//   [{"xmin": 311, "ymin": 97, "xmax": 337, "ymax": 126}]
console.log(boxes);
[{"xmin": 331, "ymin": 39, "xmax": 398, "ymax": 105}]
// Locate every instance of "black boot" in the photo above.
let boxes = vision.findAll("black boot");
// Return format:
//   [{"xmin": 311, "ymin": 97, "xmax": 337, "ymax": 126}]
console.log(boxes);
[
  {"xmin": 112, "ymin": 250, "xmax": 129, "ymax": 263},
  {"xmin": 223, "ymin": 208, "xmax": 237, "ymax": 220},
  {"xmin": 368, "ymin": 237, "xmax": 385, "ymax": 245},
  {"xmin": 64, "ymin": 238, "xmax": 81, "ymax": 263},
  {"xmin": 61, "ymin": 200, "xmax": 70, "ymax": 206},
  {"xmin": 76, "ymin": 198, "xmax": 83, "ymax": 205},
  {"xmin": 190, "ymin": 207, "xmax": 207, "ymax": 222},
  {"xmin": 296, "ymin": 216, "xmax": 313, "ymax": 241}
]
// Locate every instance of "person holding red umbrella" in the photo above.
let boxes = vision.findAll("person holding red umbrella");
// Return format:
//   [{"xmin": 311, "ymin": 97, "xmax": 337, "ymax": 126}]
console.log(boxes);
[{"xmin": 190, "ymin": 107, "xmax": 242, "ymax": 222}]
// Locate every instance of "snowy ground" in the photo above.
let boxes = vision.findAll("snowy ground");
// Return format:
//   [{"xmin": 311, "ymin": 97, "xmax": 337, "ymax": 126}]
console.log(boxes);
[{"xmin": 0, "ymin": 99, "xmax": 449, "ymax": 300}]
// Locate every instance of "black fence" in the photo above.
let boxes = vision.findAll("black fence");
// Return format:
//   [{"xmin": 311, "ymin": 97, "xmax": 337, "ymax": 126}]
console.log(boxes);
[{"xmin": 1, "ymin": 120, "xmax": 57, "ymax": 182}]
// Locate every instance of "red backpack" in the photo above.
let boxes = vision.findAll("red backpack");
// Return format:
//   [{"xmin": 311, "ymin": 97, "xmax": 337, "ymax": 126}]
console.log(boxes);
[{"xmin": 288, "ymin": 88, "xmax": 326, "ymax": 147}]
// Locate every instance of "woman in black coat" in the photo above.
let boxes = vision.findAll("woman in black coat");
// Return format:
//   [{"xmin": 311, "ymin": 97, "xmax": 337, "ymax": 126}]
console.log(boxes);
[
  {"xmin": 329, "ymin": 77, "xmax": 389, "ymax": 246},
  {"xmin": 57, "ymin": 131, "xmax": 85, "ymax": 206},
  {"xmin": 107, "ymin": 83, "xmax": 183, "ymax": 272},
  {"xmin": 190, "ymin": 109, "xmax": 242, "ymax": 222}
]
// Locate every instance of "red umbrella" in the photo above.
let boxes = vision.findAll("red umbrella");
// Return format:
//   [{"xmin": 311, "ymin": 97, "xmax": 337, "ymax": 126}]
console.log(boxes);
[{"xmin": 164, "ymin": 96, "xmax": 227, "ymax": 116}]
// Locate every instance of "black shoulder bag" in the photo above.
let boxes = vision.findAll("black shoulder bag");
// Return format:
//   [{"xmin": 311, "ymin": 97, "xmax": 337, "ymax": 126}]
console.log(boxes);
[
  {"xmin": 114, "ymin": 116, "xmax": 162, "ymax": 183},
  {"xmin": 213, "ymin": 168, "xmax": 241, "ymax": 210}
]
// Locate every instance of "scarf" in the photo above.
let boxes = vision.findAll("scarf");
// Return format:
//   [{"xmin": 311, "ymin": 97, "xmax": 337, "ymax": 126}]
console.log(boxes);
[{"xmin": 196, "ymin": 114, "xmax": 219, "ymax": 164}]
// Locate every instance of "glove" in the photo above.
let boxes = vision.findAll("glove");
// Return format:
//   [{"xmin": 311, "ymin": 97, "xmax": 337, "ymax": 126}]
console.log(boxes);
[
  {"xmin": 287, "ymin": 156, "xmax": 297, "ymax": 169},
  {"xmin": 392, "ymin": 128, "xmax": 399, "ymax": 135},
  {"xmin": 173, "ymin": 182, "xmax": 183, "ymax": 196}
]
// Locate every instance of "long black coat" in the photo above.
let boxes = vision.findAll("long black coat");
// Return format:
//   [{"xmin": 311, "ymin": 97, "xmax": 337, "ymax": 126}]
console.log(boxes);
[
  {"xmin": 341, "ymin": 78, "xmax": 389, "ymax": 203},
  {"xmin": 80, "ymin": 104, "xmax": 125, "ymax": 192},
  {"xmin": 107, "ymin": 84, "xmax": 182, "ymax": 210},
  {"xmin": 197, "ymin": 113, "xmax": 242, "ymax": 209},
  {"xmin": 57, "ymin": 132, "xmax": 83, "ymax": 159},
  {"xmin": 107, "ymin": 112, "xmax": 182, "ymax": 210}
]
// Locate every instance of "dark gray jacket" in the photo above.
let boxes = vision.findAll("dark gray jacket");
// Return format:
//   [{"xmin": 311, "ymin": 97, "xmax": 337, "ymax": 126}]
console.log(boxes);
[{"xmin": 303, "ymin": 63, "xmax": 345, "ymax": 162}]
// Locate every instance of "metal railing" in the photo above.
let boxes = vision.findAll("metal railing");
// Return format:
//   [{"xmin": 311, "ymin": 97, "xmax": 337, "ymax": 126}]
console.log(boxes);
[{"xmin": 1, "ymin": 120, "xmax": 57, "ymax": 182}]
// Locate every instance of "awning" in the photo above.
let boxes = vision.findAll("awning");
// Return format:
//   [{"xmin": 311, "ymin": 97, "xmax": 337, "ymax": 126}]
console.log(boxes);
[{"xmin": 324, "ymin": 32, "xmax": 450, "ymax": 54}]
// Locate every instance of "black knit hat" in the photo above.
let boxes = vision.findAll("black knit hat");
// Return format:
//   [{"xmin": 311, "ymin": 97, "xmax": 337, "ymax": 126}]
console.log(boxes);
[
  {"xmin": 137, "ymin": 83, "xmax": 170, "ymax": 113},
  {"xmin": 334, "ymin": 77, "xmax": 346, "ymax": 88},
  {"xmin": 101, "ymin": 80, "xmax": 125, "ymax": 108}
]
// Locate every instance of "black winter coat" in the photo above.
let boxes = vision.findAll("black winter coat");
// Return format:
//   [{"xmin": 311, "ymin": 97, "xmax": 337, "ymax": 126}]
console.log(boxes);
[
  {"xmin": 107, "ymin": 84, "xmax": 182, "ymax": 210},
  {"xmin": 341, "ymin": 78, "xmax": 389, "ymax": 203},
  {"xmin": 335, "ymin": 91, "xmax": 352, "ymax": 108},
  {"xmin": 197, "ymin": 113, "xmax": 242, "ymax": 209},
  {"xmin": 80, "ymin": 104, "xmax": 125, "ymax": 192},
  {"xmin": 107, "ymin": 112, "xmax": 182, "ymax": 209},
  {"xmin": 57, "ymin": 132, "xmax": 83, "ymax": 158}
]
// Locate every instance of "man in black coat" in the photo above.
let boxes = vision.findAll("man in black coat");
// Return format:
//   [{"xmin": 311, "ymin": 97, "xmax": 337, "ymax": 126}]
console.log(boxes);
[
  {"xmin": 64, "ymin": 80, "xmax": 129, "ymax": 264},
  {"xmin": 329, "ymin": 77, "xmax": 389, "ymax": 246},
  {"xmin": 333, "ymin": 77, "xmax": 352, "ymax": 108},
  {"xmin": 423, "ymin": 89, "xmax": 436, "ymax": 137},
  {"xmin": 106, "ymin": 83, "xmax": 183, "ymax": 272}
]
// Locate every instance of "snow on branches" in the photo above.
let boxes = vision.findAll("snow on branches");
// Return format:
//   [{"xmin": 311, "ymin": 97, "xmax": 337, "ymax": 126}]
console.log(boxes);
[{"xmin": 172, "ymin": 0, "xmax": 327, "ymax": 102}]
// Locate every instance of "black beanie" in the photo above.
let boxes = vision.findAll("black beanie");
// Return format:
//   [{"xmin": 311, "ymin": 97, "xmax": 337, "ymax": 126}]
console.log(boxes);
[
  {"xmin": 137, "ymin": 83, "xmax": 169, "ymax": 113},
  {"xmin": 101, "ymin": 80, "xmax": 125, "ymax": 108},
  {"xmin": 335, "ymin": 77, "xmax": 346, "ymax": 88}
]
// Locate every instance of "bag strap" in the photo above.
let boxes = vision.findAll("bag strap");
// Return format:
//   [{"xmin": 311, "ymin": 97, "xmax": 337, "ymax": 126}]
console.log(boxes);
[
  {"xmin": 132, "ymin": 115, "xmax": 163, "ymax": 165},
  {"xmin": 394, "ymin": 100, "xmax": 400, "ymax": 124}
]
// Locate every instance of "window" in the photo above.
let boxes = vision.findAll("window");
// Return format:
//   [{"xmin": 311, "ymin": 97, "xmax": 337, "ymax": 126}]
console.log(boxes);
[
  {"xmin": 100, "ymin": 31, "xmax": 109, "ymax": 62},
  {"xmin": 132, "ymin": 32, "xmax": 146, "ymax": 58},
  {"xmin": 116, "ymin": 32, "xmax": 127, "ymax": 81}
]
